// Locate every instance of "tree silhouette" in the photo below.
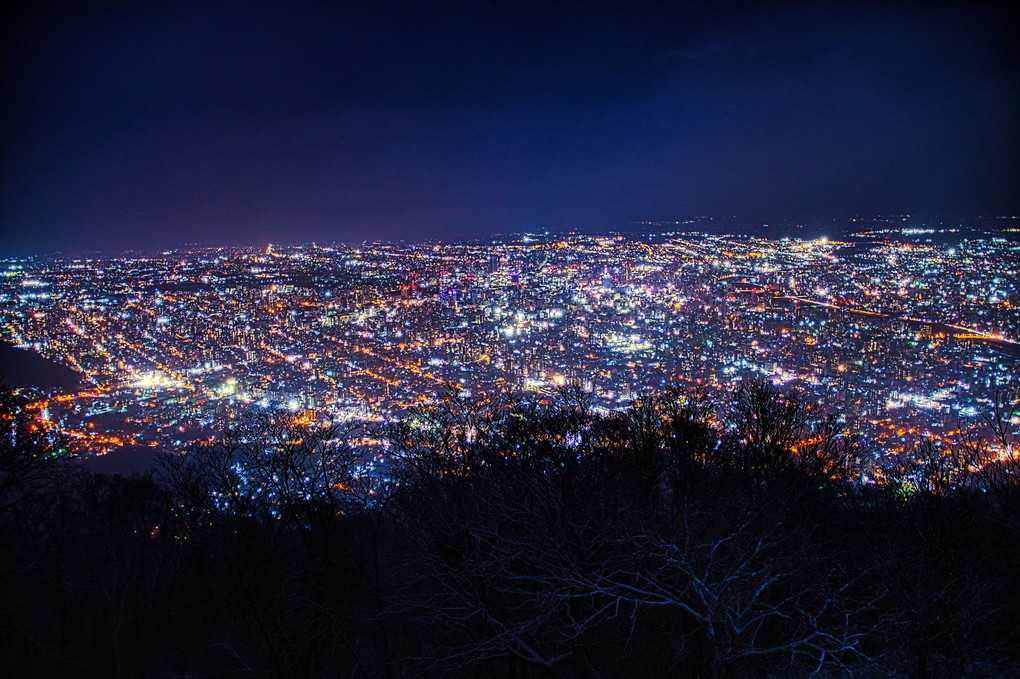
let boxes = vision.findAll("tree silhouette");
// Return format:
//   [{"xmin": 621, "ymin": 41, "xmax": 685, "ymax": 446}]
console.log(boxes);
[{"xmin": 1, "ymin": 382, "xmax": 1018, "ymax": 678}]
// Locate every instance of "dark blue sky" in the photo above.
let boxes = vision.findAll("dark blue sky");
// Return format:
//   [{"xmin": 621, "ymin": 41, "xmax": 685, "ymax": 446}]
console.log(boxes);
[{"xmin": 2, "ymin": 1, "xmax": 1017, "ymax": 254}]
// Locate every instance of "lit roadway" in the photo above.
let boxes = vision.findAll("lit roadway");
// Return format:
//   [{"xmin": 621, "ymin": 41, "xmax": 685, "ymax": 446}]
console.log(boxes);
[{"xmin": 780, "ymin": 296, "xmax": 1019, "ymax": 347}]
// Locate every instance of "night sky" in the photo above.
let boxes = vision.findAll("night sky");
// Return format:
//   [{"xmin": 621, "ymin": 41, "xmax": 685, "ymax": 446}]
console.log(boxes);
[{"xmin": 2, "ymin": 1, "xmax": 1017, "ymax": 255}]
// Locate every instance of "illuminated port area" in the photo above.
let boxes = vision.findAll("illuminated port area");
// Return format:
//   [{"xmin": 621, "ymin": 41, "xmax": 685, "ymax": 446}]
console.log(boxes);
[{"xmin": 2, "ymin": 215, "xmax": 1017, "ymax": 463}]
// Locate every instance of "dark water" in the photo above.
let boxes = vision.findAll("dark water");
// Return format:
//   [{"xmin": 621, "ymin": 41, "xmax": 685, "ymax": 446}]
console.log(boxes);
[
  {"xmin": 86, "ymin": 445, "xmax": 163, "ymax": 475},
  {"xmin": 0, "ymin": 342, "xmax": 82, "ymax": 390}
]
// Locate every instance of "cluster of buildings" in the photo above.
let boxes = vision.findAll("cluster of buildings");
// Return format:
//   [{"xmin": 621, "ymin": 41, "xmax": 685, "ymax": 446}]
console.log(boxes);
[{"xmin": 1, "ymin": 216, "xmax": 1017, "ymax": 462}]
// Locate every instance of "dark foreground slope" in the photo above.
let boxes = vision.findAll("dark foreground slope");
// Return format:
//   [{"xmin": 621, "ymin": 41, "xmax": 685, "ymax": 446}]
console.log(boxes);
[{"xmin": 1, "ymin": 382, "xmax": 1018, "ymax": 678}]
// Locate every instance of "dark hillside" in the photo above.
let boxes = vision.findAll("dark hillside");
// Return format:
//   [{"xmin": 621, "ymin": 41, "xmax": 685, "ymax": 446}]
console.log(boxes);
[{"xmin": 1, "ymin": 382, "xmax": 1017, "ymax": 678}]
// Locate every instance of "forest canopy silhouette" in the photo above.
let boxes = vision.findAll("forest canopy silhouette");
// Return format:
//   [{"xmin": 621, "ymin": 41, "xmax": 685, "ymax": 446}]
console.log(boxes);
[{"xmin": 1, "ymin": 380, "xmax": 1018, "ymax": 678}]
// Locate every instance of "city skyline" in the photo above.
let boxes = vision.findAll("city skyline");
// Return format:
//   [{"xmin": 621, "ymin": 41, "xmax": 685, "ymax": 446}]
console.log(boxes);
[{"xmin": 4, "ymin": 1, "xmax": 1018, "ymax": 256}]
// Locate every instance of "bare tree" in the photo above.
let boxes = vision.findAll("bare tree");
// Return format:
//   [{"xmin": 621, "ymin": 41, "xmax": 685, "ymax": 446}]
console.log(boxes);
[
  {"xmin": 958, "ymin": 389, "xmax": 1020, "ymax": 534},
  {"xmin": 725, "ymin": 380, "xmax": 810, "ymax": 484},
  {"xmin": 0, "ymin": 384, "xmax": 72, "ymax": 514},
  {"xmin": 157, "ymin": 408, "xmax": 381, "ymax": 679}
]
